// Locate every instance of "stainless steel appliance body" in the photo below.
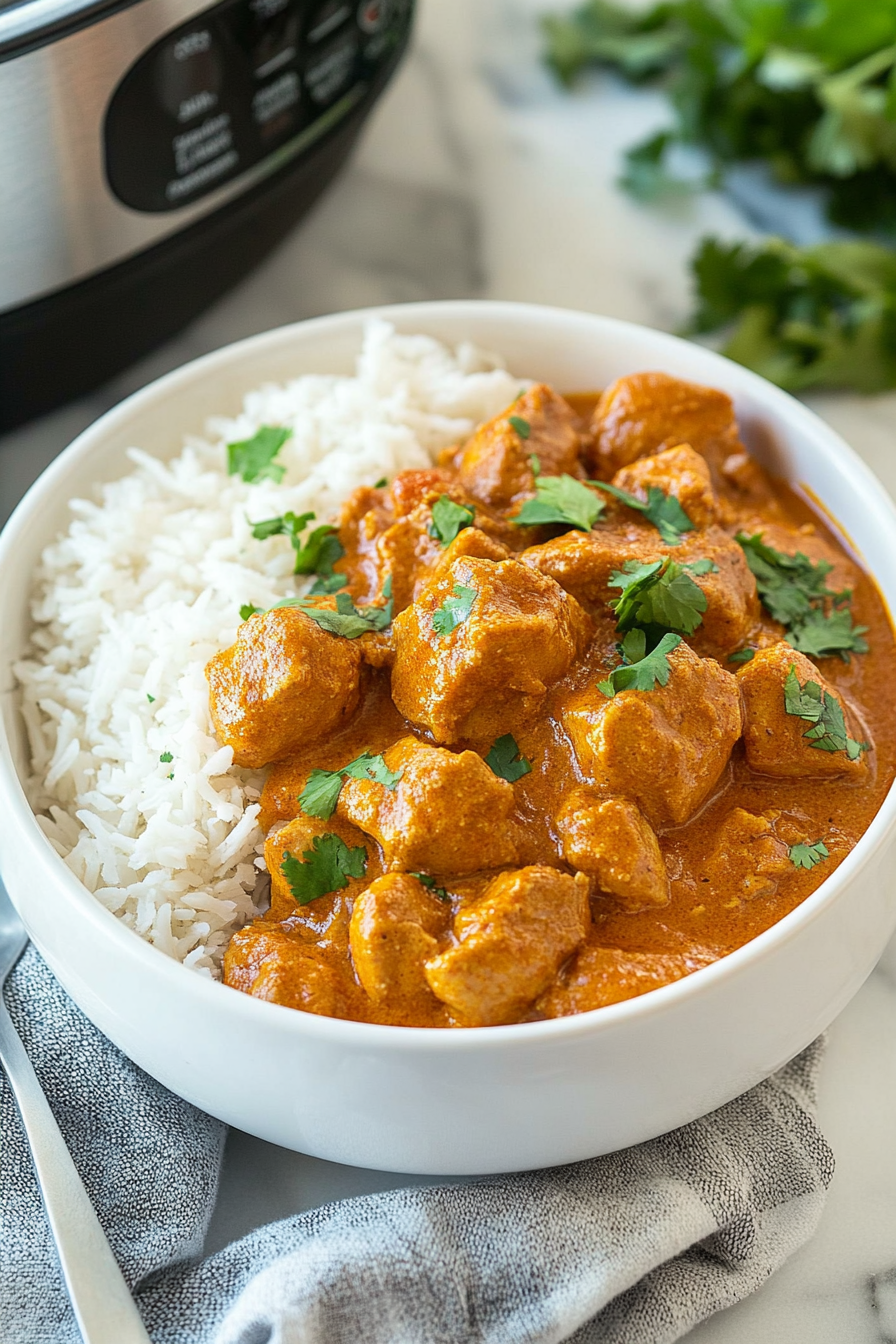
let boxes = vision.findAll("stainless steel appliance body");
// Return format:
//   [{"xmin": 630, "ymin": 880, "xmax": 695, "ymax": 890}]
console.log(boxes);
[{"xmin": 0, "ymin": 0, "xmax": 412, "ymax": 428}]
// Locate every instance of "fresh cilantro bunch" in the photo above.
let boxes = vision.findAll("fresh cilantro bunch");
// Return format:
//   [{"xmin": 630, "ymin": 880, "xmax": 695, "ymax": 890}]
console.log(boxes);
[
  {"xmin": 687, "ymin": 236, "xmax": 896, "ymax": 394},
  {"xmin": 607, "ymin": 556, "xmax": 714, "ymax": 639},
  {"xmin": 543, "ymin": 0, "xmax": 896, "ymax": 234},
  {"xmin": 737, "ymin": 531, "xmax": 868, "ymax": 658},
  {"xmin": 783, "ymin": 664, "xmax": 868, "ymax": 758}
]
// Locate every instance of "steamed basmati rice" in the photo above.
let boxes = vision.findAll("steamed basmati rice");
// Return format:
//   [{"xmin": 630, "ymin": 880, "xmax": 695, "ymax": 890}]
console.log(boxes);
[{"xmin": 16, "ymin": 322, "xmax": 522, "ymax": 975}]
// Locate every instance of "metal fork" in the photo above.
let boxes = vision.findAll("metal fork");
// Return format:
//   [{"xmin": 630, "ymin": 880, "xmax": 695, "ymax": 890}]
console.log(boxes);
[{"xmin": 0, "ymin": 882, "xmax": 153, "ymax": 1343}]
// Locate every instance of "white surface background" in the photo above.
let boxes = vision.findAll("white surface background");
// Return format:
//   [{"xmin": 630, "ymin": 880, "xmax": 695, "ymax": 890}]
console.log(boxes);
[{"xmin": 4, "ymin": 0, "xmax": 896, "ymax": 1338}]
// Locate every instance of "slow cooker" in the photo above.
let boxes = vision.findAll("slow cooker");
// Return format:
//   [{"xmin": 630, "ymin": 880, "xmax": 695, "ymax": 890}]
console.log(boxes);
[{"xmin": 0, "ymin": 0, "xmax": 413, "ymax": 431}]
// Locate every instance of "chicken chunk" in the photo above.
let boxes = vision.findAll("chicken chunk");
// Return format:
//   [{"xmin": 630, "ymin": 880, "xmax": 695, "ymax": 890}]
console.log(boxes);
[
  {"xmin": 391, "ymin": 556, "xmax": 592, "ymax": 743},
  {"xmin": 611, "ymin": 443, "xmax": 720, "ymax": 529},
  {"xmin": 338, "ymin": 735, "xmax": 518, "ymax": 874},
  {"xmin": 349, "ymin": 872, "xmax": 449, "ymax": 1003},
  {"xmin": 557, "ymin": 791, "xmax": 669, "ymax": 911},
  {"xmin": 523, "ymin": 524, "xmax": 758, "ymax": 658},
  {"xmin": 453, "ymin": 384, "xmax": 583, "ymax": 508},
  {"xmin": 537, "ymin": 941, "xmax": 715, "ymax": 1017},
  {"xmin": 265, "ymin": 813, "xmax": 379, "ymax": 922},
  {"xmin": 206, "ymin": 606, "xmax": 362, "ymax": 768},
  {"xmin": 562, "ymin": 641, "xmax": 742, "ymax": 827},
  {"xmin": 738, "ymin": 642, "xmax": 870, "ymax": 779},
  {"xmin": 424, "ymin": 867, "xmax": 590, "ymax": 1025},
  {"xmin": 700, "ymin": 808, "xmax": 792, "ymax": 902},
  {"xmin": 224, "ymin": 924, "xmax": 357, "ymax": 1018},
  {"xmin": 587, "ymin": 371, "xmax": 742, "ymax": 478}
]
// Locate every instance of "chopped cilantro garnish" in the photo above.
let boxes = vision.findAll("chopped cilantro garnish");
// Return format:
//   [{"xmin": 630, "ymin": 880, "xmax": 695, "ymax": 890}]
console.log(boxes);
[
  {"xmin": 227, "ymin": 425, "xmax": 291, "ymax": 483},
  {"xmin": 411, "ymin": 872, "xmax": 450, "ymax": 901},
  {"xmin": 608, "ymin": 557, "xmax": 709, "ymax": 638},
  {"xmin": 429, "ymin": 495, "xmax": 475, "ymax": 547},
  {"xmin": 299, "ymin": 751, "xmax": 403, "ymax": 820},
  {"xmin": 728, "ymin": 647, "xmax": 755, "ymax": 664},
  {"xmin": 783, "ymin": 664, "xmax": 869, "ymax": 760},
  {"xmin": 513, "ymin": 474, "xmax": 604, "ymax": 531},
  {"xmin": 146, "ymin": 694, "xmax": 155, "ymax": 703},
  {"xmin": 432, "ymin": 582, "xmax": 477, "ymax": 637},
  {"xmin": 590, "ymin": 480, "xmax": 694, "ymax": 545},
  {"xmin": 529, "ymin": 454, "xmax": 541, "ymax": 475},
  {"xmin": 239, "ymin": 604, "xmax": 262, "ymax": 621},
  {"xmin": 508, "ymin": 414, "xmax": 531, "ymax": 439},
  {"xmin": 373, "ymin": 477, "xmax": 388, "ymax": 488},
  {"xmin": 159, "ymin": 751, "xmax": 173, "ymax": 763},
  {"xmin": 250, "ymin": 510, "xmax": 346, "ymax": 585},
  {"xmin": 281, "ymin": 834, "xmax": 367, "ymax": 906},
  {"xmin": 271, "ymin": 583, "xmax": 392, "ymax": 639},
  {"xmin": 737, "ymin": 532, "xmax": 868, "ymax": 661},
  {"xmin": 788, "ymin": 839, "xmax": 830, "ymax": 871},
  {"xmin": 599, "ymin": 631, "xmax": 682, "ymax": 697},
  {"xmin": 485, "ymin": 734, "xmax": 532, "ymax": 783}
]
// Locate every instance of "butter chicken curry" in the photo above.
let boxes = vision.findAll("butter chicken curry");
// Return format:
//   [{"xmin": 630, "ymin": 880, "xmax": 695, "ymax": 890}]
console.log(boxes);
[{"xmin": 207, "ymin": 371, "xmax": 896, "ymax": 1027}]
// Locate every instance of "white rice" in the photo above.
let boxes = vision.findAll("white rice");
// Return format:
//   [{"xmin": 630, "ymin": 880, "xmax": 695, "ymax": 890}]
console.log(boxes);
[{"xmin": 16, "ymin": 322, "xmax": 522, "ymax": 975}]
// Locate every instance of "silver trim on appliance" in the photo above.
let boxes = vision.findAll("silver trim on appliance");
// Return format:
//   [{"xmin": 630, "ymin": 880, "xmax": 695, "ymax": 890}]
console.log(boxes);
[{"xmin": 0, "ymin": 0, "xmax": 367, "ymax": 313}]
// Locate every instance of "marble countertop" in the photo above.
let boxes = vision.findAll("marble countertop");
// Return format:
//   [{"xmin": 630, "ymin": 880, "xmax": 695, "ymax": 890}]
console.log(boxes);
[{"xmin": 4, "ymin": 0, "xmax": 896, "ymax": 1338}]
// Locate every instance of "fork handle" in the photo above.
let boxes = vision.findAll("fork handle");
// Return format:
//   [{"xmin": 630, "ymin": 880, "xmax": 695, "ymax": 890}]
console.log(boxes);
[{"xmin": 0, "ymin": 1002, "xmax": 153, "ymax": 1344}]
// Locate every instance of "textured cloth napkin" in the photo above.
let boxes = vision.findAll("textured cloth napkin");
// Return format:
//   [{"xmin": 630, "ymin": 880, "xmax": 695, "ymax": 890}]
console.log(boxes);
[{"xmin": 2, "ymin": 945, "xmax": 834, "ymax": 1344}]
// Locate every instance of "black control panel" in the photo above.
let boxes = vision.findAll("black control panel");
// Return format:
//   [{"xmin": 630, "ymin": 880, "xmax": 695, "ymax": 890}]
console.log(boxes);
[{"xmin": 105, "ymin": 0, "xmax": 410, "ymax": 213}]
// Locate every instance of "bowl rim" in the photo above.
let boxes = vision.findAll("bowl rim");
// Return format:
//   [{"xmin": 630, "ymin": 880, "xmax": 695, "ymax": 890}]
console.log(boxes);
[{"xmin": 3, "ymin": 296, "xmax": 896, "ymax": 1051}]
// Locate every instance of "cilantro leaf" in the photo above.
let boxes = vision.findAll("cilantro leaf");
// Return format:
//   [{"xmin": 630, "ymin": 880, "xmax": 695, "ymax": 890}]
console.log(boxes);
[
  {"xmin": 591, "ymin": 479, "xmax": 694, "ymax": 545},
  {"xmin": 508, "ymin": 415, "xmax": 531, "ymax": 439},
  {"xmin": 251, "ymin": 510, "xmax": 346, "ymax": 585},
  {"xmin": 239, "ymin": 604, "xmax": 262, "ymax": 621},
  {"xmin": 227, "ymin": 426, "xmax": 291, "ymax": 483},
  {"xmin": 619, "ymin": 130, "xmax": 693, "ymax": 203},
  {"xmin": 484, "ymin": 734, "xmax": 533, "ymax": 783},
  {"xmin": 299, "ymin": 751, "xmax": 403, "ymax": 820},
  {"xmin": 411, "ymin": 872, "xmax": 450, "ymax": 901},
  {"xmin": 280, "ymin": 834, "xmax": 367, "ymax": 906},
  {"xmin": 270, "ymin": 587, "xmax": 392, "ymax": 638},
  {"xmin": 788, "ymin": 839, "xmax": 830, "ymax": 870},
  {"xmin": 608, "ymin": 557, "xmax": 708, "ymax": 637},
  {"xmin": 737, "ymin": 531, "xmax": 868, "ymax": 660},
  {"xmin": 432, "ymin": 583, "xmax": 477, "ymax": 637},
  {"xmin": 159, "ymin": 751, "xmax": 173, "ymax": 763},
  {"xmin": 599, "ymin": 632, "xmax": 682, "ymax": 697},
  {"xmin": 783, "ymin": 663, "xmax": 869, "ymax": 759},
  {"xmin": 146, "ymin": 694, "xmax": 156, "ymax": 703},
  {"xmin": 430, "ymin": 495, "xmax": 475, "ymax": 547},
  {"xmin": 513, "ymin": 475, "xmax": 604, "ymax": 531},
  {"xmin": 728, "ymin": 647, "xmax": 756, "ymax": 664}
]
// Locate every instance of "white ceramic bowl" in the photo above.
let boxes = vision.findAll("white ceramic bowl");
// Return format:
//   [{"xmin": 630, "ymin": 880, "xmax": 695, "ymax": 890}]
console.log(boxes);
[{"xmin": 3, "ymin": 302, "xmax": 896, "ymax": 1176}]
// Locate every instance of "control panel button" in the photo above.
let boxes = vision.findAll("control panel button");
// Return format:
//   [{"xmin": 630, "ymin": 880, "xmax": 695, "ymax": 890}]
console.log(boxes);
[
  {"xmin": 304, "ymin": 29, "xmax": 359, "ymax": 105},
  {"xmin": 307, "ymin": 1, "xmax": 351, "ymax": 43}
]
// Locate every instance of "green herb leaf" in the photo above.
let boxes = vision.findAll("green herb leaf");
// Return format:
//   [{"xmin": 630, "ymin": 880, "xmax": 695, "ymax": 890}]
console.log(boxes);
[
  {"xmin": 250, "ymin": 509, "xmax": 346, "ymax": 584},
  {"xmin": 484, "ymin": 733, "xmax": 533, "ymax": 783},
  {"xmin": 728, "ymin": 647, "xmax": 756, "ymax": 664},
  {"xmin": 783, "ymin": 663, "xmax": 869, "ymax": 759},
  {"xmin": 737, "ymin": 531, "xmax": 868, "ymax": 659},
  {"xmin": 299, "ymin": 751, "xmax": 403, "ymax": 820},
  {"xmin": 608, "ymin": 557, "xmax": 708, "ymax": 636},
  {"xmin": 788, "ymin": 839, "xmax": 831, "ymax": 870},
  {"xmin": 599, "ymin": 632, "xmax": 682, "ymax": 697},
  {"xmin": 411, "ymin": 872, "xmax": 450, "ymax": 901},
  {"xmin": 159, "ymin": 751, "xmax": 173, "ymax": 763},
  {"xmin": 590, "ymin": 479, "xmax": 694, "ymax": 544},
  {"xmin": 280, "ymin": 834, "xmax": 368, "ymax": 906},
  {"xmin": 270, "ymin": 587, "xmax": 392, "ymax": 638},
  {"xmin": 513, "ymin": 475, "xmax": 604, "ymax": 531},
  {"xmin": 227, "ymin": 426, "xmax": 291, "ymax": 483},
  {"xmin": 432, "ymin": 583, "xmax": 477, "ymax": 637},
  {"xmin": 239, "ymin": 604, "xmax": 262, "ymax": 621},
  {"xmin": 146, "ymin": 693, "xmax": 156, "ymax": 703},
  {"xmin": 429, "ymin": 494, "xmax": 475, "ymax": 547},
  {"xmin": 508, "ymin": 415, "xmax": 531, "ymax": 439},
  {"xmin": 529, "ymin": 453, "xmax": 542, "ymax": 475},
  {"xmin": 619, "ymin": 130, "xmax": 694, "ymax": 203},
  {"xmin": 373, "ymin": 477, "xmax": 388, "ymax": 488}
]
